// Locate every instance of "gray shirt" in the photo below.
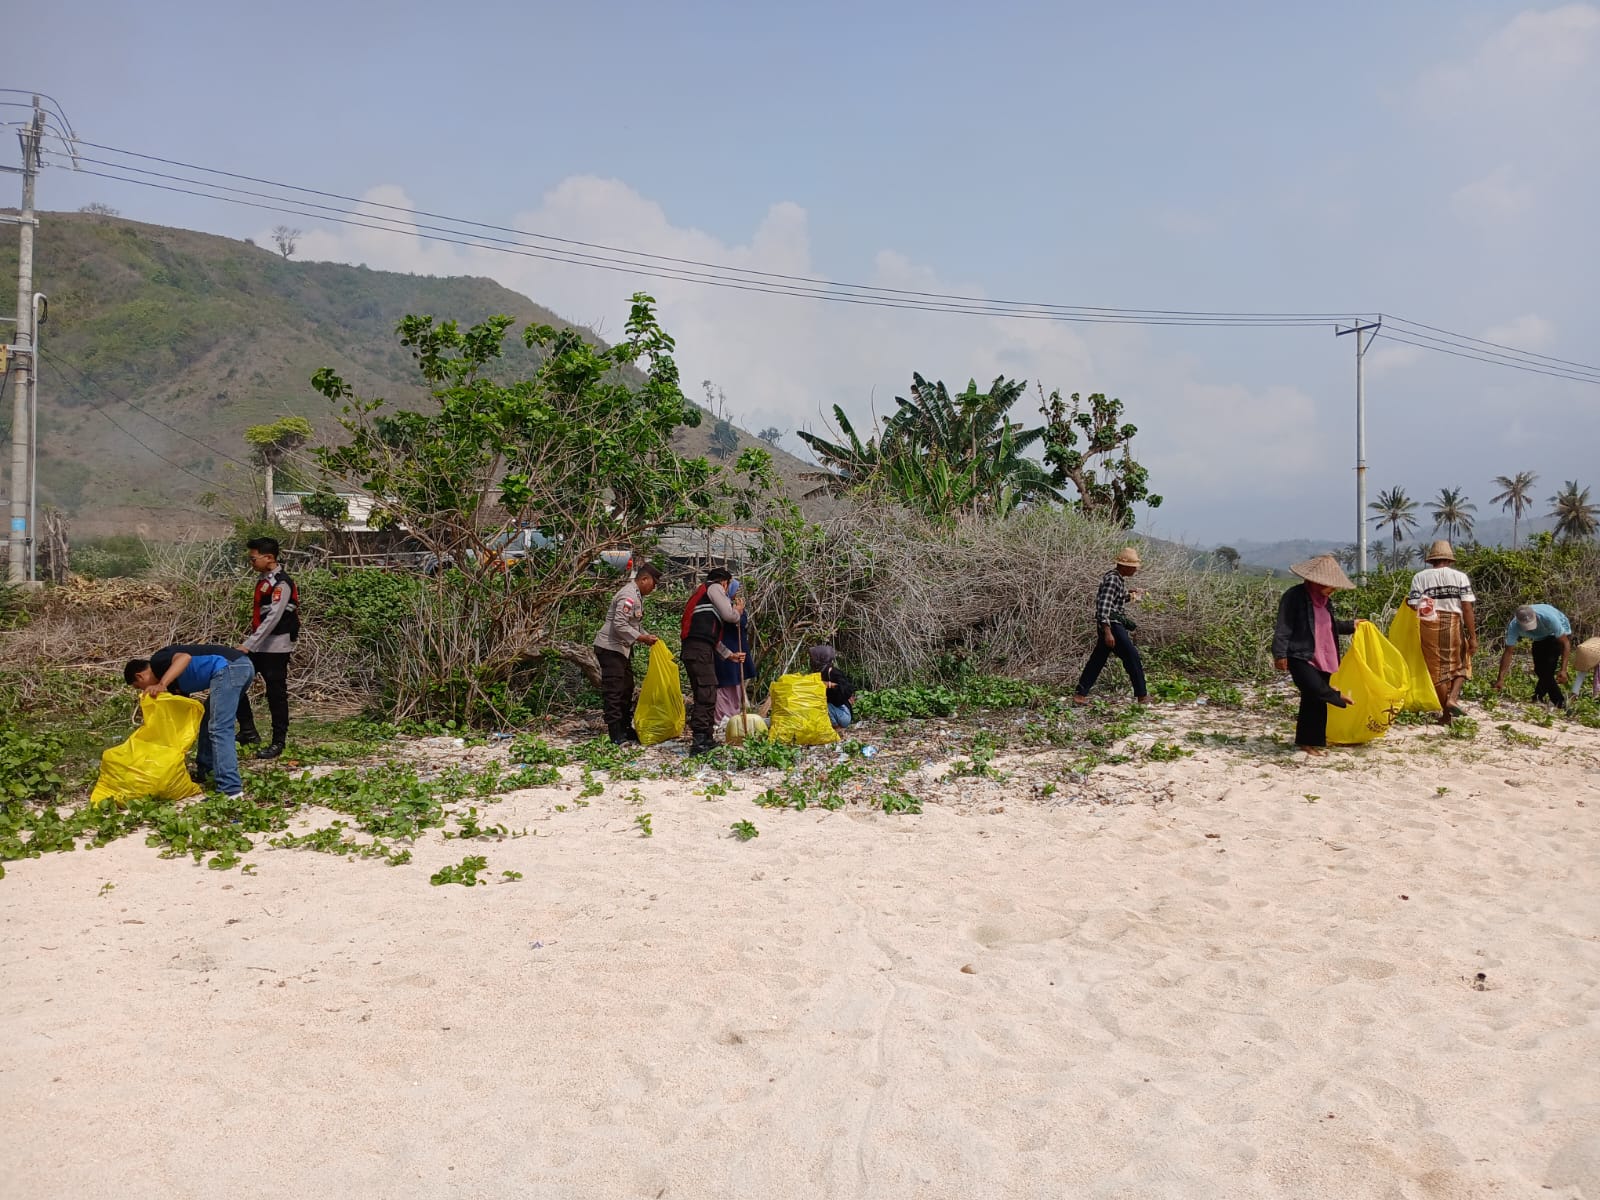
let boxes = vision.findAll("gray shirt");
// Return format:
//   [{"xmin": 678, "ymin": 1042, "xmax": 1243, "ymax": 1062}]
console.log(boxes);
[
  {"xmin": 241, "ymin": 567, "xmax": 297, "ymax": 654},
  {"xmin": 595, "ymin": 582, "xmax": 647, "ymax": 654}
]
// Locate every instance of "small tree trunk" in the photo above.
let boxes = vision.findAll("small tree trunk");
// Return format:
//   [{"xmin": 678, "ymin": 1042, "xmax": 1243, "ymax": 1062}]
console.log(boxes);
[{"xmin": 264, "ymin": 460, "xmax": 275, "ymax": 523}]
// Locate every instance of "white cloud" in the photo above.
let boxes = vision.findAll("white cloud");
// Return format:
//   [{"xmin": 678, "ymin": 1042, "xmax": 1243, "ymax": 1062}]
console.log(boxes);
[
  {"xmin": 280, "ymin": 178, "xmax": 1341, "ymax": 530},
  {"xmin": 1367, "ymin": 343, "xmax": 1425, "ymax": 376},
  {"xmin": 1417, "ymin": 3, "xmax": 1600, "ymax": 115},
  {"xmin": 1480, "ymin": 313, "xmax": 1556, "ymax": 350},
  {"xmin": 1450, "ymin": 165, "xmax": 1535, "ymax": 223}
]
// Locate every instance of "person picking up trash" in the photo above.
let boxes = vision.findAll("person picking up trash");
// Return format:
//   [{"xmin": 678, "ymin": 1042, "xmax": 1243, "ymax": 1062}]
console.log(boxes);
[
  {"xmin": 1272, "ymin": 555, "xmax": 1361, "ymax": 755},
  {"xmin": 593, "ymin": 563, "xmax": 663, "ymax": 745},
  {"xmin": 123, "ymin": 644, "xmax": 256, "ymax": 800},
  {"xmin": 1494, "ymin": 604, "xmax": 1573, "ymax": 708},
  {"xmin": 1406, "ymin": 540, "xmax": 1477, "ymax": 725},
  {"xmin": 681, "ymin": 567, "xmax": 742, "ymax": 756}
]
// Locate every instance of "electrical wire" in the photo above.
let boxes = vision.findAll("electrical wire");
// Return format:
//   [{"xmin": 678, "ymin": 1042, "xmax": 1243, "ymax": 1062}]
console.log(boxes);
[
  {"xmin": 1371, "ymin": 325, "xmax": 1600, "ymax": 384},
  {"xmin": 39, "ymin": 349, "xmax": 253, "ymax": 466},
  {"xmin": 38, "ymin": 358, "xmax": 239, "ymax": 492},
  {"xmin": 1371, "ymin": 331, "xmax": 1600, "ymax": 386},
  {"xmin": 1381, "ymin": 313, "xmax": 1600, "ymax": 375}
]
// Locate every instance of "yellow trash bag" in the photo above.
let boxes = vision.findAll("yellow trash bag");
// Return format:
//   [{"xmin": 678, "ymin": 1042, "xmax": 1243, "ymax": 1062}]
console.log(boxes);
[
  {"xmin": 1326, "ymin": 623, "xmax": 1411, "ymax": 745},
  {"xmin": 1387, "ymin": 603, "xmax": 1443, "ymax": 713},
  {"xmin": 633, "ymin": 640, "xmax": 686, "ymax": 746},
  {"xmin": 90, "ymin": 693, "xmax": 207, "ymax": 808},
  {"xmin": 768, "ymin": 672, "xmax": 839, "ymax": 746}
]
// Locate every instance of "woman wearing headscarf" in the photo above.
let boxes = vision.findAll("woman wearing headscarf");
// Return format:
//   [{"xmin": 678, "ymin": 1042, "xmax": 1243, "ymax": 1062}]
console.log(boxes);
[
  {"xmin": 1271, "ymin": 554, "xmax": 1360, "ymax": 755},
  {"xmin": 714, "ymin": 580, "xmax": 756, "ymax": 725},
  {"xmin": 810, "ymin": 644, "xmax": 857, "ymax": 728}
]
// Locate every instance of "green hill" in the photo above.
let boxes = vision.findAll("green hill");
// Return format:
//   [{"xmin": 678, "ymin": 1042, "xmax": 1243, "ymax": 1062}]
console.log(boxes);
[{"xmin": 1, "ymin": 211, "xmax": 822, "ymax": 537}]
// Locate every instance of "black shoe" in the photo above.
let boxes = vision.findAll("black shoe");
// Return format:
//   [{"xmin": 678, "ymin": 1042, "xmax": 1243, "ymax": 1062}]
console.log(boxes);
[
  {"xmin": 607, "ymin": 726, "xmax": 628, "ymax": 746},
  {"xmin": 624, "ymin": 726, "xmax": 642, "ymax": 745},
  {"xmin": 255, "ymin": 742, "xmax": 285, "ymax": 760},
  {"xmin": 189, "ymin": 766, "xmax": 212, "ymax": 785},
  {"xmin": 237, "ymin": 730, "xmax": 262, "ymax": 746},
  {"xmin": 688, "ymin": 736, "xmax": 715, "ymax": 757}
]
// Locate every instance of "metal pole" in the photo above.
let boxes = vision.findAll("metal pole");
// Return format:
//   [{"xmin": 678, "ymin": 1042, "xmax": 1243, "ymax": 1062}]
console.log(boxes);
[
  {"xmin": 28, "ymin": 293, "xmax": 44, "ymax": 581},
  {"xmin": 7, "ymin": 97, "xmax": 41, "ymax": 583},
  {"xmin": 1335, "ymin": 319, "xmax": 1381, "ymax": 579}
]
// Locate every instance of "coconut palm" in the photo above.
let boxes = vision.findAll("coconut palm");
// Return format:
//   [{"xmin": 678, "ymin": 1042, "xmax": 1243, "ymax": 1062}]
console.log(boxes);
[
  {"xmin": 1427, "ymin": 486, "xmax": 1477, "ymax": 542},
  {"xmin": 1490, "ymin": 471, "xmax": 1538, "ymax": 546},
  {"xmin": 1549, "ymin": 481, "xmax": 1599, "ymax": 542},
  {"xmin": 1368, "ymin": 486, "xmax": 1420, "ymax": 556}
]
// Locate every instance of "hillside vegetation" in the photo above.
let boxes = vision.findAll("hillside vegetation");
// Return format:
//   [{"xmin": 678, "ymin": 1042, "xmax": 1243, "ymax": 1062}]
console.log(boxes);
[{"xmin": 0, "ymin": 211, "xmax": 821, "ymax": 536}]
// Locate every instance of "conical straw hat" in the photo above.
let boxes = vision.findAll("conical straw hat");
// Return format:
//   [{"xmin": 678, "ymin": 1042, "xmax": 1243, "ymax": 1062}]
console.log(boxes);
[
  {"xmin": 1290, "ymin": 554, "xmax": 1355, "ymax": 590},
  {"xmin": 1574, "ymin": 637, "xmax": 1600, "ymax": 672}
]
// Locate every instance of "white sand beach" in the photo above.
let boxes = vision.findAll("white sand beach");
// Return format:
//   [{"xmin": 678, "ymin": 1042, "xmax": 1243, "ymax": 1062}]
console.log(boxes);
[{"xmin": 4, "ymin": 712, "xmax": 1599, "ymax": 1199}]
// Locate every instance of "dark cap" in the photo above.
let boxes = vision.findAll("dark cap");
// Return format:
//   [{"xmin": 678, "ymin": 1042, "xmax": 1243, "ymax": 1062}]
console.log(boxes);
[
  {"xmin": 705, "ymin": 567, "xmax": 733, "ymax": 584},
  {"xmin": 635, "ymin": 562, "xmax": 662, "ymax": 582}
]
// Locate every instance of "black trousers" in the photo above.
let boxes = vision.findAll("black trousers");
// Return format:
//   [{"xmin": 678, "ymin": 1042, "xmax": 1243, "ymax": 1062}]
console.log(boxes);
[
  {"xmin": 1531, "ymin": 638, "xmax": 1566, "ymax": 707},
  {"xmin": 1075, "ymin": 622, "xmax": 1147, "ymax": 699},
  {"xmin": 1287, "ymin": 657, "xmax": 1346, "ymax": 747},
  {"xmin": 236, "ymin": 651, "xmax": 292, "ymax": 744},
  {"xmin": 681, "ymin": 639, "xmax": 719, "ymax": 740},
  {"xmin": 596, "ymin": 647, "xmax": 634, "ymax": 731}
]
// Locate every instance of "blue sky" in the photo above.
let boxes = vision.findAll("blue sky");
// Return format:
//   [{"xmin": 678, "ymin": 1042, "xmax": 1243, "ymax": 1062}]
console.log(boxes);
[{"xmin": 11, "ymin": 0, "xmax": 1599, "ymax": 543}]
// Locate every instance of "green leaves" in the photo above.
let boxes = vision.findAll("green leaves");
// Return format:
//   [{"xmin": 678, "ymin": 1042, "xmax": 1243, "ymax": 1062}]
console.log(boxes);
[{"xmin": 1039, "ymin": 391, "xmax": 1161, "ymax": 528}]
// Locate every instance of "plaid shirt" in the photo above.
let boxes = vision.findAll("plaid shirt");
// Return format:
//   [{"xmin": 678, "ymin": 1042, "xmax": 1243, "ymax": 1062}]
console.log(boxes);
[{"xmin": 1094, "ymin": 568, "xmax": 1130, "ymax": 626}]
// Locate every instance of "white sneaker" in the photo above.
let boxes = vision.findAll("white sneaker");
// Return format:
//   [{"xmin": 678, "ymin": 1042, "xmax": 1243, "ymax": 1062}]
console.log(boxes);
[{"xmin": 226, "ymin": 792, "xmax": 245, "ymax": 802}]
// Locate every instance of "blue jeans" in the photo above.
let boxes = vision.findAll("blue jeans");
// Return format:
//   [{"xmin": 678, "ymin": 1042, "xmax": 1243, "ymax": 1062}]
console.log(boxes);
[
  {"xmin": 829, "ymin": 703, "xmax": 853, "ymax": 728},
  {"xmin": 1075, "ymin": 622, "xmax": 1147, "ymax": 699},
  {"xmin": 194, "ymin": 659, "xmax": 256, "ymax": 795}
]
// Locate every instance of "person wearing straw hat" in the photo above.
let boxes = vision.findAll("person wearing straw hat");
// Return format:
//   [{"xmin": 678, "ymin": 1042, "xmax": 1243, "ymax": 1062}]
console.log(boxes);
[
  {"xmin": 1493, "ymin": 604, "xmax": 1572, "ymax": 707},
  {"xmin": 1406, "ymin": 540, "xmax": 1478, "ymax": 724},
  {"xmin": 1573, "ymin": 636, "xmax": 1600, "ymax": 700},
  {"xmin": 1272, "ymin": 554, "xmax": 1361, "ymax": 754},
  {"xmin": 1073, "ymin": 546, "xmax": 1149, "ymax": 706}
]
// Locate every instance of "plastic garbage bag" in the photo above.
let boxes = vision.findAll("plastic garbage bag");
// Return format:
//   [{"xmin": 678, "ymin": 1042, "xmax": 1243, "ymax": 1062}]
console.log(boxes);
[
  {"xmin": 768, "ymin": 672, "xmax": 839, "ymax": 746},
  {"xmin": 633, "ymin": 640, "xmax": 686, "ymax": 746},
  {"xmin": 1326, "ymin": 623, "xmax": 1411, "ymax": 745},
  {"xmin": 1388, "ymin": 602, "xmax": 1443, "ymax": 713},
  {"xmin": 90, "ymin": 693, "xmax": 207, "ymax": 809}
]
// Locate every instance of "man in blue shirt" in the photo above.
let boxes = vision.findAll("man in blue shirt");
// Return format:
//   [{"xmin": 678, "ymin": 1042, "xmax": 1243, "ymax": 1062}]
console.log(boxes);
[
  {"xmin": 1493, "ymin": 604, "xmax": 1572, "ymax": 708},
  {"xmin": 124, "ymin": 644, "xmax": 256, "ymax": 799}
]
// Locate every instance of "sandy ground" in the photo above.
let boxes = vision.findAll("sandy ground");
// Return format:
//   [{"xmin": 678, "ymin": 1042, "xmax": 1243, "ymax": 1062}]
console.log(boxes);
[{"xmin": 4, "ymin": 706, "xmax": 1600, "ymax": 1199}]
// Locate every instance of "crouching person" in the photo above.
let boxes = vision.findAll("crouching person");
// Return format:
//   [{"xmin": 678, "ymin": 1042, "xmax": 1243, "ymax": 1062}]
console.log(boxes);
[{"xmin": 124, "ymin": 644, "xmax": 256, "ymax": 800}]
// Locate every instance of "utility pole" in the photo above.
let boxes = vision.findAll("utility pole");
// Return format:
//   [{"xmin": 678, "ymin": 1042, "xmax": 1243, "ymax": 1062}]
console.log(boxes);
[
  {"xmin": 6, "ymin": 96, "xmax": 43, "ymax": 583},
  {"xmin": 1335, "ymin": 318, "xmax": 1381, "ymax": 578}
]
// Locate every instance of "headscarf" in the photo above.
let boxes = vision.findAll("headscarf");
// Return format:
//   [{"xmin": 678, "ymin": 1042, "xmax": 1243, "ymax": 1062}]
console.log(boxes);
[
  {"xmin": 726, "ymin": 578, "xmax": 742, "ymax": 600},
  {"xmin": 809, "ymin": 644, "xmax": 837, "ymax": 671}
]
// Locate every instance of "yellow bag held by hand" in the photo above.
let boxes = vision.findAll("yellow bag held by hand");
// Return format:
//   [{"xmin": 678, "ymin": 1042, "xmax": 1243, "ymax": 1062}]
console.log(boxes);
[
  {"xmin": 633, "ymin": 640, "xmax": 686, "ymax": 746},
  {"xmin": 90, "ymin": 693, "xmax": 207, "ymax": 809},
  {"xmin": 1326, "ymin": 623, "xmax": 1411, "ymax": 745},
  {"xmin": 1387, "ymin": 602, "xmax": 1443, "ymax": 713},
  {"xmin": 768, "ymin": 672, "xmax": 839, "ymax": 746}
]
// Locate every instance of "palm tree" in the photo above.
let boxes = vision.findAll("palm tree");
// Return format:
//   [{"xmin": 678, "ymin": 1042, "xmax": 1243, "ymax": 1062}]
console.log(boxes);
[
  {"xmin": 1427, "ymin": 486, "xmax": 1477, "ymax": 542},
  {"xmin": 1549, "ymin": 481, "xmax": 1599, "ymax": 542},
  {"xmin": 1368, "ymin": 486, "xmax": 1419, "ymax": 556},
  {"xmin": 1490, "ymin": 471, "xmax": 1538, "ymax": 546}
]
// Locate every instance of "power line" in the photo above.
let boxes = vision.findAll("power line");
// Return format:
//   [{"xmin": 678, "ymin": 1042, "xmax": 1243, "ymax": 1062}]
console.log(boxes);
[
  {"xmin": 38, "ymin": 358, "xmax": 239, "ymax": 492},
  {"xmin": 1381, "ymin": 313, "xmax": 1600, "ymax": 375},
  {"xmin": 1371, "ymin": 326, "xmax": 1600, "ymax": 385},
  {"xmin": 39, "ymin": 348, "xmax": 253, "ymax": 466},
  {"xmin": 47, "ymin": 159, "xmax": 1355, "ymax": 330},
  {"xmin": 1371, "ymin": 331, "xmax": 1600, "ymax": 386}
]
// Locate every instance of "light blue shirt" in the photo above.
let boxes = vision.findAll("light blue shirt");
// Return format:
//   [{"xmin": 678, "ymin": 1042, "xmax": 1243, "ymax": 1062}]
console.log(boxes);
[{"xmin": 1504, "ymin": 604, "xmax": 1571, "ymax": 647}]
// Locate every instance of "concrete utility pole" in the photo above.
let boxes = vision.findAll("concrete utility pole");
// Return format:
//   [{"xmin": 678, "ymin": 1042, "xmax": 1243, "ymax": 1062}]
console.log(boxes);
[
  {"xmin": 1335, "ymin": 318, "xmax": 1382, "ymax": 579},
  {"xmin": 6, "ymin": 96, "xmax": 43, "ymax": 583}
]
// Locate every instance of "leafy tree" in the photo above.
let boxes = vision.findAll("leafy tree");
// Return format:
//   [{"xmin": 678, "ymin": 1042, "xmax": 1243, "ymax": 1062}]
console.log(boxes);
[
  {"xmin": 1038, "ymin": 389, "xmax": 1162, "ymax": 529},
  {"xmin": 1332, "ymin": 543, "xmax": 1361, "ymax": 571},
  {"xmin": 244, "ymin": 416, "xmax": 313, "ymax": 521},
  {"xmin": 709, "ymin": 417, "xmax": 741, "ymax": 461},
  {"xmin": 301, "ymin": 486, "xmax": 350, "ymax": 554},
  {"xmin": 1427, "ymin": 486, "xmax": 1477, "ymax": 542},
  {"xmin": 756, "ymin": 427, "xmax": 784, "ymax": 448},
  {"xmin": 1368, "ymin": 486, "xmax": 1419, "ymax": 555},
  {"xmin": 312, "ymin": 293, "xmax": 774, "ymax": 721},
  {"xmin": 1491, "ymin": 471, "xmax": 1539, "ymax": 546},
  {"xmin": 798, "ymin": 374, "xmax": 1065, "ymax": 521},
  {"xmin": 1549, "ymin": 481, "xmax": 1599, "ymax": 543},
  {"xmin": 271, "ymin": 226, "xmax": 301, "ymax": 259},
  {"xmin": 1213, "ymin": 545, "xmax": 1240, "ymax": 572},
  {"xmin": 79, "ymin": 202, "xmax": 119, "ymax": 216}
]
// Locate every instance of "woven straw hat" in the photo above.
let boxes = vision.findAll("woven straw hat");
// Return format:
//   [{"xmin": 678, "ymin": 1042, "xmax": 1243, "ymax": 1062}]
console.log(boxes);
[
  {"xmin": 1425, "ymin": 539, "xmax": 1456, "ymax": 563},
  {"xmin": 1115, "ymin": 547, "xmax": 1142, "ymax": 568},
  {"xmin": 1575, "ymin": 637, "xmax": 1600, "ymax": 672},
  {"xmin": 1290, "ymin": 554, "xmax": 1355, "ymax": 590}
]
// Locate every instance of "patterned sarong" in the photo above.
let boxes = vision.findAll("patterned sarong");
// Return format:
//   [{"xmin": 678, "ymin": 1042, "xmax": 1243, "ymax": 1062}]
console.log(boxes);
[{"xmin": 1418, "ymin": 610, "xmax": 1471, "ymax": 695}]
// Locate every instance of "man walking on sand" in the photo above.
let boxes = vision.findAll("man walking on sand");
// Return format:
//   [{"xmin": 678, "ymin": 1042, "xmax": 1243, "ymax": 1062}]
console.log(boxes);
[
  {"xmin": 1494, "ymin": 604, "xmax": 1573, "ymax": 708},
  {"xmin": 1074, "ymin": 547, "xmax": 1149, "ymax": 706},
  {"xmin": 234, "ymin": 536, "xmax": 299, "ymax": 760},
  {"xmin": 593, "ymin": 563, "xmax": 662, "ymax": 745},
  {"xmin": 681, "ymin": 567, "xmax": 741, "ymax": 755},
  {"xmin": 1407, "ymin": 540, "xmax": 1477, "ymax": 724}
]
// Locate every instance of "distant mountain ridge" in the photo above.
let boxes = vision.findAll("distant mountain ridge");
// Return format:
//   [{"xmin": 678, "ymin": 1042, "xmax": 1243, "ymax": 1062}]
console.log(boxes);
[
  {"xmin": 1229, "ymin": 514, "xmax": 1561, "ymax": 571},
  {"xmin": 2, "ymin": 211, "xmax": 828, "ymax": 538}
]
